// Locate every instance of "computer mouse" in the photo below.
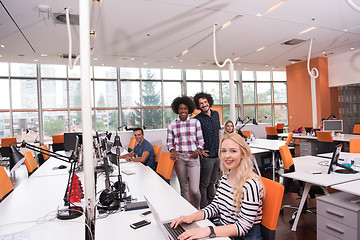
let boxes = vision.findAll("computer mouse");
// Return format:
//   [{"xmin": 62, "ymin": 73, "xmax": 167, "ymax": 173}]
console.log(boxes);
[{"xmin": 58, "ymin": 165, "xmax": 67, "ymax": 169}]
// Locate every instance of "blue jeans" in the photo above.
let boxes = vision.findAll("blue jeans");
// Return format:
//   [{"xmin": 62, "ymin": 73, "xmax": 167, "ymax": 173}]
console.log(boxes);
[{"xmin": 213, "ymin": 222, "xmax": 262, "ymax": 240}]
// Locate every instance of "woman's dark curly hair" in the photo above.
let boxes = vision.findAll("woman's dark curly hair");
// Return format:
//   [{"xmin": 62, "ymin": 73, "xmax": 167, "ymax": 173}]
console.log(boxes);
[
  {"xmin": 193, "ymin": 92, "xmax": 214, "ymax": 110},
  {"xmin": 171, "ymin": 96, "xmax": 195, "ymax": 114}
]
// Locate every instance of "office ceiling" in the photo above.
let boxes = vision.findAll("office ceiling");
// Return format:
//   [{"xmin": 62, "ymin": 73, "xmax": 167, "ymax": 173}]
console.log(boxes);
[{"xmin": 1, "ymin": 0, "xmax": 360, "ymax": 71}]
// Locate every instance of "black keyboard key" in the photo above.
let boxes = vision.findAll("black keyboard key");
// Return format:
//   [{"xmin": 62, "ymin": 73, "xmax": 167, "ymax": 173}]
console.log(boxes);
[{"xmin": 163, "ymin": 222, "xmax": 185, "ymax": 239}]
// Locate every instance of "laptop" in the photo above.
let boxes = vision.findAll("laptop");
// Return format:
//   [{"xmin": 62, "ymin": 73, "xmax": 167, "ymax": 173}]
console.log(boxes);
[{"xmin": 144, "ymin": 196, "xmax": 187, "ymax": 240}]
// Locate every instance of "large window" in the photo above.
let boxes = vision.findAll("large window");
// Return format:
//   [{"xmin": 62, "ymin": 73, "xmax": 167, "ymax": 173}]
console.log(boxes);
[{"xmin": 0, "ymin": 62, "xmax": 287, "ymax": 141}]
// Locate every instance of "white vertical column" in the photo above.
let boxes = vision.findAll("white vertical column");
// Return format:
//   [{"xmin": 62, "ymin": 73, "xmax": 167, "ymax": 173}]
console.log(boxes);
[
  {"xmin": 79, "ymin": 0, "xmax": 95, "ymax": 224},
  {"xmin": 310, "ymin": 74, "xmax": 317, "ymax": 128},
  {"xmin": 229, "ymin": 63, "xmax": 235, "ymax": 125}
]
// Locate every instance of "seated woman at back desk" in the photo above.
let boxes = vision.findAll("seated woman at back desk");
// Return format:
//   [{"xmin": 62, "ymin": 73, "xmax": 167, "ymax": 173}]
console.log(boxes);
[{"xmin": 171, "ymin": 133, "xmax": 264, "ymax": 240}]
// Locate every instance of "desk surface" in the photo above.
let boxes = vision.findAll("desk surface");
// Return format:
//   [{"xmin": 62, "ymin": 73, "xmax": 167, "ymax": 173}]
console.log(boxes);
[
  {"xmin": 318, "ymin": 152, "xmax": 360, "ymax": 161},
  {"xmin": 332, "ymin": 180, "xmax": 360, "ymax": 196},
  {"xmin": 291, "ymin": 133, "xmax": 360, "ymax": 142},
  {"xmin": 281, "ymin": 156, "xmax": 360, "ymax": 187},
  {"xmin": 0, "ymin": 158, "xmax": 85, "ymax": 239},
  {"xmin": 249, "ymin": 138, "xmax": 289, "ymax": 151},
  {"xmin": 95, "ymin": 162, "xmax": 229, "ymax": 239}
]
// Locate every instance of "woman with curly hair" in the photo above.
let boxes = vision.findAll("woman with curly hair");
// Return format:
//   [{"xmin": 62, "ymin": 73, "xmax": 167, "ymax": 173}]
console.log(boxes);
[
  {"xmin": 171, "ymin": 133, "xmax": 264, "ymax": 240},
  {"xmin": 166, "ymin": 96, "xmax": 204, "ymax": 209}
]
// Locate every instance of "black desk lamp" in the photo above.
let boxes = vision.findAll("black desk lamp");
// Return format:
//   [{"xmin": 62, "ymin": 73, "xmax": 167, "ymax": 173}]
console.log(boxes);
[
  {"xmin": 9, "ymin": 144, "xmax": 26, "ymax": 174},
  {"xmin": 252, "ymin": 118, "xmax": 258, "ymax": 125},
  {"xmin": 326, "ymin": 113, "xmax": 337, "ymax": 120},
  {"xmin": 111, "ymin": 132, "xmax": 126, "ymax": 200},
  {"xmin": 17, "ymin": 140, "xmax": 83, "ymax": 220}
]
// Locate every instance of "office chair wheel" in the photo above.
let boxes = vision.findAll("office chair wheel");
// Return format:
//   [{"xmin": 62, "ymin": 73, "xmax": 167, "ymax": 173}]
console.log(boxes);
[
  {"xmin": 289, "ymin": 211, "xmax": 297, "ymax": 225},
  {"xmin": 280, "ymin": 208, "xmax": 284, "ymax": 214}
]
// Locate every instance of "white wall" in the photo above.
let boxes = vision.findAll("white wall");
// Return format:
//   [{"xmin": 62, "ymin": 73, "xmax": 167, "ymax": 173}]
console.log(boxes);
[{"xmin": 328, "ymin": 50, "xmax": 360, "ymax": 87}]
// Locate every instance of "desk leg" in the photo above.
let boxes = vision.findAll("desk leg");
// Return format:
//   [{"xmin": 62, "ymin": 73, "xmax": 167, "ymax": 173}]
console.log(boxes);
[
  {"xmin": 272, "ymin": 151, "xmax": 275, "ymax": 180},
  {"xmin": 291, "ymin": 182, "xmax": 311, "ymax": 231},
  {"xmin": 252, "ymin": 156, "xmax": 261, "ymax": 176}
]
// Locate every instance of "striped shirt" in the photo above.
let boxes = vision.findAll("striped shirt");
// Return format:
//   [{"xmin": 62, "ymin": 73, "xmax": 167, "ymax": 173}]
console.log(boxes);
[
  {"xmin": 202, "ymin": 175, "xmax": 263, "ymax": 237},
  {"xmin": 167, "ymin": 117, "xmax": 204, "ymax": 154}
]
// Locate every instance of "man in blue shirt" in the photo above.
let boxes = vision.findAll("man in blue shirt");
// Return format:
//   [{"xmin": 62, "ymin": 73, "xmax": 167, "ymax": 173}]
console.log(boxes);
[
  {"xmin": 119, "ymin": 128, "xmax": 157, "ymax": 171},
  {"xmin": 194, "ymin": 92, "xmax": 221, "ymax": 208}
]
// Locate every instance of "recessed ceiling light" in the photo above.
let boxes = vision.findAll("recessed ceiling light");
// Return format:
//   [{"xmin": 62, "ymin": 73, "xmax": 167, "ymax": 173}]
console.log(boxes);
[
  {"xmin": 90, "ymin": 30, "xmax": 96, "ymax": 35},
  {"xmin": 299, "ymin": 27, "xmax": 316, "ymax": 35},
  {"xmin": 143, "ymin": 62, "xmax": 148, "ymax": 65},
  {"xmin": 351, "ymin": 48, "xmax": 355, "ymax": 50},
  {"xmin": 34, "ymin": 59, "xmax": 39, "ymax": 62},
  {"xmin": 130, "ymin": 57, "xmax": 135, "ymax": 61},
  {"xmin": 90, "ymin": 46, "xmax": 94, "ymax": 51},
  {"xmin": 198, "ymin": 64, "xmax": 201, "ymax": 67},
  {"xmin": 265, "ymin": 65, "xmax": 269, "ymax": 67},
  {"xmin": 0, "ymin": 45, "xmax": 5, "ymax": 48},
  {"xmin": 233, "ymin": 57, "xmax": 240, "ymax": 61},
  {"xmin": 0, "ymin": 55, "xmax": 2, "ymax": 58},
  {"xmin": 256, "ymin": 0, "xmax": 285, "ymax": 17},
  {"xmin": 179, "ymin": 59, "xmax": 183, "ymax": 62},
  {"xmin": 271, "ymin": 67, "xmax": 274, "ymax": 70},
  {"xmin": 101, "ymin": 63, "xmax": 104, "ymax": 66},
  {"xmin": 256, "ymin": 47, "xmax": 265, "ymax": 52},
  {"xmin": 94, "ymin": 58, "xmax": 98, "ymax": 61},
  {"xmin": 41, "ymin": 54, "xmax": 48, "ymax": 57},
  {"xmin": 291, "ymin": 61, "xmax": 295, "ymax": 64},
  {"xmin": 322, "ymin": 51, "xmax": 326, "ymax": 54},
  {"xmin": 244, "ymin": 68, "xmax": 247, "ymax": 70},
  {"xmin": 180, "ymin": 49, "xmax": 189, "ymax": 56},
  {"xmin": 236, "ymin": 63, "xmax": 241, "ymax": 66},
  {"xmin": 170, "ymin": 66, "xmax": 173, "ymax": 68}
]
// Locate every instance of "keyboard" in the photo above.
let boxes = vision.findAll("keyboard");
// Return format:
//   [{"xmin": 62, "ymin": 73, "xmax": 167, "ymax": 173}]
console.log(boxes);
[{"xmin": 163, "ymin": 222, "xmax": 185, "ymax": 239}]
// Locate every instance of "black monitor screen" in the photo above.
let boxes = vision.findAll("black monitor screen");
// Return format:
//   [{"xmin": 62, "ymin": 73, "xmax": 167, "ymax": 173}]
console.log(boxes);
[
  {"xmin": 64, "ymin": 132, "xmax": 82, "ymax": 151},
  {"xmin": 327, "ymin": 144, "xmax": 342, "ymax": 174}
]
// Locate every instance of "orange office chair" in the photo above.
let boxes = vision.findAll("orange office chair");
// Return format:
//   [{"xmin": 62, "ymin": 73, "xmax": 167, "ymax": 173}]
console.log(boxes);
[
  {"xmin": 353, "ymin": 124, "xmax": 360, "ymax": 135},
  {"xmin": 128, "ymin": 137, "xmax": 137, "ymax": 152},
  {"xmin": 23, "ymin": 151, "xmax": 38, "ymax": 176},
  {"xmin": 38, "ymin": 145, "xmax": 51, "ymax": 165},
  {"xmin": 52, "ymin": 134, "xmax": 64, "ymax": 152},
  {"xmin": 279, "ymin": 145, "xmax": 324, "ymax": 225},
  {"xmin": 152, "ymin": 145, "xmax": 162, "ymax": 162},
  {"xmin": 316, "ymin": 131, "xmax": 336, "ymax": 154},
  {"xmin": 285, "ymin": 132, "xmax": 294, "ymax": 146},
  {"xmin": 242, "ymin": 131, "xmax": 251, "ymax": 138},
  {"xmin": 1, "ymin": 137, "xmax": 17, "ymax": 166},
  {"xmin": 0, "ymin": 166, "xmax": 14, "ymax": 202},
  {"xmin": 265, "ymin": 126, "xmax": 278, "ymax": 140},
  {"xmin": 276, "ymin": 123, "xmax": 285, "ymax": 134},
  {"xmin": 349, "ymin": 139, "xmax": 360, "ymax": 153},
  {"xmin": 156, "ymin": 152, "xmax": 174, "ymax": 184},
  {"xmin": 260, "ymin": 176, "xmax": 284, "ymax": 240}
]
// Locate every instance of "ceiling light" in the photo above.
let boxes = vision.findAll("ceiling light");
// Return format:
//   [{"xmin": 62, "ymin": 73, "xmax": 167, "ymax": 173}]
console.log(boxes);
[
  {"xmin": 271, "ymin": 67, "xmax": 275, "ymax": 70},
  {"xmin": 143, "ymin": 62, "xmax": 148, "ymax": 65},
  {"xmin": 0, "ymin": 45, "xmax": 5, "ymax": 48},
  {"xmin": 130, "ymin": 57, "xmax": 135, "ymax": 61},
  {"xmin": 291, "ymin": 61, "xmax": 295, "ymax": 64},
  {"xmin": 233, "ymin": 57, "xmax": 240, "ymax": 61},
  {"xmin": 41, "ymin": 54, "xmax": 48, "ymax": 57},
  {"xmin": 101, "ymin": 63, "xmax": 104, "ymax": 66},
  {"xmin": 244, "ymin": 68, "xmax": 247, "ymax": 70},
  {"xmin": 0, "ymin": 55, "xmax": 2, "ymax": 58},
  {"xmin": 90, "ymin": 30, "xmax": 96, "ymax": 36},
  {"xmin": 299, "ymin": 27, "xmax": 316, "ymax": 35},
  {"xmin": 179, "ymin": 59, "xmax": 183, "ymax": 62},
  {"xmin": 322, "ymin": 51, "xmax": 326, "ymax": 54},
  {"xmin": 265, "ymin": 65, "xmax": 269, "ymax": 67},
  {"xmin": 256, "ymin": 47, "xmax": 265, "ymax": 52},
  {"xmin": 257, "ymin": 0, "xmax": 285, "ymax": 16},
  {"xmin": 34, "ymin": 59, "xmax": 39, "ymax": 62},
  {"xmin": 198, "ymin": 64, "xmax": 201, "ymax": 67},
  {"xmin": 236, "ymin": 63, "xmax": 241, "ymax": 66},
  {"xmin": 351, "ymin": 47, "xmax": 355, "ymax": 50},
  {"xmin": 170, "ymin": 66, "xmax": 173, "ymax": 68},
  {"xmin": 92, "ymin": 0, "xmax": 101, "ymax": 2},
  {"xmin": 94, "ymin": 58, "xmax": 98, "ymax": 61},
  {"xmin": 180, "ymin": 49, "xmax": 189, "ymax": 56},
  {"xmin": 221, "ymin": 15, "xmax": 242, "ymax": 30}
]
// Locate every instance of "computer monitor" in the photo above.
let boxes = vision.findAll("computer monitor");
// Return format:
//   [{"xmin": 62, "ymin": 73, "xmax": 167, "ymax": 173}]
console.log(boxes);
[
  {"xmin": 64, "ymin": 132, "xmax": 82, "ymax": 151},
  {"xmin": 323, "ymin": 120, "xmax": 343, "ymax": 132},
  {"xmin": 327, "ymin": 143, "xmax": 356, "ymax": 174}
]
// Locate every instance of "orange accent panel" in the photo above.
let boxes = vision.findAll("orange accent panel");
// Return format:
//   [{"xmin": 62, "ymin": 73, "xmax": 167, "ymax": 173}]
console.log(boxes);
[
  {"xmin": 52, "ymin": 134, "xmax": 64, "ymax": 144},
  {"xmin": 316, "ymin": 131, "xmax": 333, "ymax": 142},
  {"xmin": 350, "ymin": 139, "xmax": 360, "ymax": 153},
  {"xmin": 260, "ymin": 176, "xmax": 284, "ymax": 231},
  {"xmin": 286, "ymin": 57, "xmax": 330, "ymax": 132},
  {"xmin": 211, "ymin": 106, "xmax": 222, "ymax": 125}
]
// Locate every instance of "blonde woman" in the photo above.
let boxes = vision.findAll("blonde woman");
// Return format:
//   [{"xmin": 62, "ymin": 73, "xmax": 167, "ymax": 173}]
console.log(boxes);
[
  {"xmin": 223, "ymin": 120, "xmax": 235, "ymax": 136},
  {"xmin": 171, "ymin": 133, "xmax": 263, "ymax": 240}
]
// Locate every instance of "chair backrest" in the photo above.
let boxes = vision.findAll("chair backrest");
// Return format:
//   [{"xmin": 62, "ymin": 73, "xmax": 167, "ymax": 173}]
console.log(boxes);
[
  {"xmin": 316, "ymin": 131, "xmax": 333, "ymax": 142},
  {"xmin": 354, "ymin": 124, "xmax": 360, "ymax": 135},
  {"xmin": 52, "ymin": 134, "xmax": 65, "ymax": 152},
  {"xmin": 128, "ymin": 137, "xmax": 137, "ymax": 152},
  {"xmin": 1, "ymin": 137, "xmax": 17, "ymax": 157},
  {"xmin": 265, "ymin": 126, "xmax": 278, "ymax": 139},
  {"xmin": 23, "ymin": 151, "xmax": 38, "ymax": 176},
  {"xmin": 260, "ymin": 176, "xmax": 285, "ymax": 240},
  {"xmin": 40, "ymin": 145, "xmax": 51, "ymax": 161},
  {"xmin": 0, "ymin": 166, "xmax": 14, "ymax": 202},
  {"xmin": 152, "ymin": 145, "xmax": 162, "ymax": 162},
  {"xmin": 156, "ymin": 152, "xmax": 174, "ymax": 183},
  {"xmin": 276, "ymin": 123, "xmax": 285, "ymax": 133},
  {"xmin": 279, "ymin": 145, "xmax": 295, "ymax": 172},
  {"xmin": 350, "ymin": 139, "xmax": 360, "ymax": 153},
  {"xmin": 285, "ymin": 132, "xmax": 293, "ymax": 146},
  {"xmin": 242, "ymin": 131, "xmax": 251, "ymax": 138}
]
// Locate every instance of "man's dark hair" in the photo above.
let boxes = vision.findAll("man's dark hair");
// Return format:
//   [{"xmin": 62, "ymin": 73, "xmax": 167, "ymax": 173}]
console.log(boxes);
[
  {"xmin": 171, "ymin": 96, "xmax": 195, "ymax": 114},
  {"xmin": 132, "ymin": 128, "xmax": 144, "ymax": 134},
  {"xmin": 193, "ymin": 92, "xmax": 214, "ymax": 109}
]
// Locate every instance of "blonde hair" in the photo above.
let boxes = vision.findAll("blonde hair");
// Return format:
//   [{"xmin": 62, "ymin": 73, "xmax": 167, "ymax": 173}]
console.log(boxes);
[
  {"xmin": 219, "ymin": 133, "xmax": 259, "ymax": 211},
  {"xmin": 223, "ymin": 120, "xmax": 234, "ymax": 135}
]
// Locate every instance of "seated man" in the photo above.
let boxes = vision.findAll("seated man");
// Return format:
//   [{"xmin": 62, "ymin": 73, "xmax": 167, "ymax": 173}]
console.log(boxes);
[{"xmin": 119, "ymin": 128, "xmax": 157, "ymax": 171}]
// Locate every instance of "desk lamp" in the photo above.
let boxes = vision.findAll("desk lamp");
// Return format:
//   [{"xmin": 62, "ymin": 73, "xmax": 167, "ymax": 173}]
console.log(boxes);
[
  {"xmin": 17, "ymin": 140, "xmax": 83, "ymax": 220},
  {"xmin": 9, "ymin": 145, "xmax": 26, "ymax": 174},
  {"xmin": 112, "ymin": 132, "xmax": 127, "ymax": 201}
]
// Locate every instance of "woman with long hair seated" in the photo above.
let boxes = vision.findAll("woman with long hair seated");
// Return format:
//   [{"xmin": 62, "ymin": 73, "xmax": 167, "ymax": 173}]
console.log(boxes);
[{"xmin": 171, "ymin": 133, "xmax": 264, "ymax": 240}]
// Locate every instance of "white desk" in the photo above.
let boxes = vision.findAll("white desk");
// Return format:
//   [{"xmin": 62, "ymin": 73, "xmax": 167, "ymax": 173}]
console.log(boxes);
[
  {"xmin": 0, "ymin": 158, "xmax": 85, "ymax": 239},
  {"xmin": 95, "ymin": 162, "xmax": 229, "ymax": 239},
  {"xmin": 332, "ymin": 180, "xmax": 360, "ymax": 196},
  {"xmin": 292, "ymin": 133, "xmax": 360, "ymax": 143},
  {"xmin": 249, "ymin": 139, "xmax": 291, "ymax": 180},
  {"xmin": 241, "ymin": 123, "xmax": 271, "ymax": 139},
  {"xmin": 281, "ymin": 156, "xmax": 360, "ymax": 231},
  {"xmin": 318, "ymin": 152, "xmax": 360, "ymax": 161}
]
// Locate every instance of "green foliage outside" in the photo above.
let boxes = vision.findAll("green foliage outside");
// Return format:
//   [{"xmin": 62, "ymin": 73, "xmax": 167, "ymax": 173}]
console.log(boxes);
[{"xmin": 44, "ymin": 118, "xmax": 65, "ymax": 137}]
